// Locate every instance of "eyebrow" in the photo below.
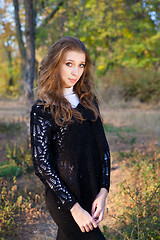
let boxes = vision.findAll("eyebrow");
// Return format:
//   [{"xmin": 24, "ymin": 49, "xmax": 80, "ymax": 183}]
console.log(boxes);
[{"xmin": 65, "ymin": 59, "xmax": 86, "ymax": 64}]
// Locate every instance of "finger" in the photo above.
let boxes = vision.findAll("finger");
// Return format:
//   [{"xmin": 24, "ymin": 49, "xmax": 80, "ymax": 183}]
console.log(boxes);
[
  {"xmin": 93, "ymin": 208, "xmax": 100, "ymax": 219},
  {"xmin": 99, "ymin": 210, "xmax": 104, "ymax": 221},
  {"xmin": 96, "ymin": 211, "xmax": 104, "ymax": 224},
  {"xmin": 81, "ymin": 226, "xmax": 85, "ymax": 233},
  {"xmin": 84, "ymin": 224, "xmax": 90, "ymax": 232},
  {"xmin": 91, "ymin": 218, "xmax": 98, "ymax": 228},
  {"xmin": 88, "ymin": 222, "xmax": 93, "ymax": 231},
  {"xmin": 91, "ymin": 202, "xmax": 97, "ymax": 216}
]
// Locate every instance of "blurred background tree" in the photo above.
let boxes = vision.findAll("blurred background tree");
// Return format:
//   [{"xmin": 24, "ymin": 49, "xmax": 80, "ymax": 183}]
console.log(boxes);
[{"xmin": 0, "ymin": 0, "xmax": 159, "ymax": 103}]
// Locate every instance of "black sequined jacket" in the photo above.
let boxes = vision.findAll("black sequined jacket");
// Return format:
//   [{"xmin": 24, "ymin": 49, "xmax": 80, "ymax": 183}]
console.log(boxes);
[{"xmin": 30, "ymin": 100, "xmax": 110, "ymax": 211}]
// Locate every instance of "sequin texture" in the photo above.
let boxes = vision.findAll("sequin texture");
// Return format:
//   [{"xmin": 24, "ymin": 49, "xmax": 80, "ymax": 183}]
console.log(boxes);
[{"xmin": 30, "ymin": 105, "xmax": 77, "ymax": 210}]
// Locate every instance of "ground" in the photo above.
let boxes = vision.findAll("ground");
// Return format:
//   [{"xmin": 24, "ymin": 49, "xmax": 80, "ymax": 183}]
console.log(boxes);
[{"xmin": 0, "ymin": 99, "xmax": 160, "ymax": 239}]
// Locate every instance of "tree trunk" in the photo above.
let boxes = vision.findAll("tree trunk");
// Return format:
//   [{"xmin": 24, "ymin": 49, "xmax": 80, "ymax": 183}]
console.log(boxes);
[
  {"xmin": 24, "ymin": 0, "xmax": 35, "ymax": 103},
  {"xmin": 13, "ymin": 0, "xmax": 64, "ymax": 103},
  {"xmin": 13, "ymin": 0, "xmax": 27, "ymax": 96},
  {"xmin": 13, "ymin": 0, "xmax": 35, "ymax": 103},
  {"xmin": 13, "ymin": 0, "xmax": 26, "ymax": 60}
]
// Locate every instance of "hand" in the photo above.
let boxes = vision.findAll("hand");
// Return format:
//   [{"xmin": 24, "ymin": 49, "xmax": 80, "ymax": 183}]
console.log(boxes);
[
  {"xmin": 70, "ymin": 202, "xmax": 97, "ymax": 233},
  {"xmin": 91, "ymin": 188, "xmax": 108, "ymax": 224}
]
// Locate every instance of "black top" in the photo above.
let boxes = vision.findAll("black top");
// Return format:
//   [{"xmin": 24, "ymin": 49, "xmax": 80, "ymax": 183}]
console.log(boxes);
[{"xmin": 30, "ymin": 100, "xmax": 110, "ymax": 210}]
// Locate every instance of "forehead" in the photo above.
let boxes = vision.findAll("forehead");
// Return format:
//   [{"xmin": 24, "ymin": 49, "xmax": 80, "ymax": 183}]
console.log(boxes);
[{"xmin": 63, "ymin": 50, "xmax": 86, "ymax": 62}]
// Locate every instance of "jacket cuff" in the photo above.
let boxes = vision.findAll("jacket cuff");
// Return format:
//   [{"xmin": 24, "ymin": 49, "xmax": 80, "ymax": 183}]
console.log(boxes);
[
  {"xmin": 65, "ymin": 198, "xmax": 78, "ymax": 211},
  {"xmin": 100, "ymin": 184, "xmax": 110, "ymax": 193}
]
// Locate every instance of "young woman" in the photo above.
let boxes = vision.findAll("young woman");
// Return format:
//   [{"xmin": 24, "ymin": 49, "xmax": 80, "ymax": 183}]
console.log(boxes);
[{"xmin": 30, "ymin": 36, "xmax": 110, "ymax": 240}]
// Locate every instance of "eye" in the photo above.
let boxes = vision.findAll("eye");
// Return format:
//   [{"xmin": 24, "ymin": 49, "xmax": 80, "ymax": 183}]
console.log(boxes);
[
  {"xmin": 80, "ymin": 64, "xmax": 85, "ymax": 68},
  {"xmin": 66, "ymin": 62, "xmax": 72, "ymax": 67}
]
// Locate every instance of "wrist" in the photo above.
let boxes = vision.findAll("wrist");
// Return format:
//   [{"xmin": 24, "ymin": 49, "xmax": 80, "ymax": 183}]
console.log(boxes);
[
  {"xmin": 100, "ymin": 188, "xmax": 108, "ymax": 198},
  {"xmin": 70, "ymin": 202, "xmax": 81, "ymax": 214}
]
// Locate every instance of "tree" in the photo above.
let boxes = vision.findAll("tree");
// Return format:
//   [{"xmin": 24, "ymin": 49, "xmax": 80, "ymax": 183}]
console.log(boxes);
[
  {"xmin": 13, "ymin": 0, "xmax": 34, "ymax": 103},
  {"xmin": 24, "ymin": 0, "xmax": 35, "ymax": 102},
  {"xmin": 13, "ymin": 0, "xmax": 65, "ymax": 103},
  {"xmin": 0, "ymin": 1, "xmax": 20, "ymax": 96},
  {"xmin": 1, "ymin": 0, "xmax": 159, "ymax": 100}
]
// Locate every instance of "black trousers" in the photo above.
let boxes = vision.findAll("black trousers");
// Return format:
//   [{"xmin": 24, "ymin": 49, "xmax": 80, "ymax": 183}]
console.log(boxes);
[{"xmin": 45, "ymin": 188, "xmax": 106, "ymax": 240}]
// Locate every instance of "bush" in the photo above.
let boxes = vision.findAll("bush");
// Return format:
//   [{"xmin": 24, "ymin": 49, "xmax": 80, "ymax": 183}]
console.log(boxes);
[
  {"xmin": 0, "ymin": 122, "xmax": 22, "ymax": 134},
  {"xmin": 0, "ymin": 177, "xmax": 30, "ymax": 238},
  {"xmin": 0, "ymin": 143, "xmax": 33, "ymax": 178},
  {"xmin": 0, "ymin": 161, "xmax": 22, "ymax": 178},
  {"xmin": 99, "ymin": 67, "xmax": 160, "ymax": 103},
  {"xmin": 0, "ymin": 175, "xmax": 43, "ymax": 239},
  {"xmin": 3, "ymin": 143, "xmax": 33, "ymax": 177},
  {"xmin": 103, "ymin": 146, "xmax": 160, "ymax": 239}
]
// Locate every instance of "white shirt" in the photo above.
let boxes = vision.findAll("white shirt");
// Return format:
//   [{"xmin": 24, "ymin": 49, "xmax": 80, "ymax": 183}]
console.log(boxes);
[{"xmin": 63, "ymin": 86, "xmax": 80, "ymax": 108}]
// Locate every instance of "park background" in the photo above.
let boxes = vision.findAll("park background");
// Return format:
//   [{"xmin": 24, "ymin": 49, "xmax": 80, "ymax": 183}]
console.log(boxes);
[{"xmin": 0, "ymin": 0, "xmax": 160, "ymax": 239}]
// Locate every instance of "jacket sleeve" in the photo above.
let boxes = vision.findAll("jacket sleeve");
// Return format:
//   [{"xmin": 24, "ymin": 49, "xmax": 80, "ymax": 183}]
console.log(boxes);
[
  {"xmin": 91, "ymin": 100, "xmax": 111, "ymax": 192},
  {"xmin": 30, "ymin": 104, "xmax": 77, "ymax": 210}
]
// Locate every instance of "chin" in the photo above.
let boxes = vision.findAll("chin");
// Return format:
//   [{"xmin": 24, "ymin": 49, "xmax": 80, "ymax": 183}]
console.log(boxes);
[{"xmin": 68, "ymin": 82, "xmax": 76, "ymax": 87}]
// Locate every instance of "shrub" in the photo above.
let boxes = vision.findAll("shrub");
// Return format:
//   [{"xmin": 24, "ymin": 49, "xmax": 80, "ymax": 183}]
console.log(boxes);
[
  {"xmin": 103, "ymin": 146, "xmax": 160, "ymax": 239},
  {"xmin": 0, "ymin": 122, "xmax": 22, "ymax": 134},
  {"xmin": 99, "ymin": 67, "xmax": 160, "ymax": 103},
  {"xmin": 0, "ymin": 161, "xmax": 22, "ymax": 178},
  {"xmin": 3, "ymin": 143, "xmax": 33, "ymax": 177},
  {"xmin": 0, "ymin": 176, "xmax": 43, "ymax": 239},
  {"xmin": 0, "ymin": 177, "xmax": 30, "ymax": 238}
]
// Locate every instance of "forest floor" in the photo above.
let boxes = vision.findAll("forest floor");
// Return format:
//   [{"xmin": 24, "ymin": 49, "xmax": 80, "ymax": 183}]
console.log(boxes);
[{"xmin": 0, "ymin": 99, "xmax": 160, "ymax": 240}]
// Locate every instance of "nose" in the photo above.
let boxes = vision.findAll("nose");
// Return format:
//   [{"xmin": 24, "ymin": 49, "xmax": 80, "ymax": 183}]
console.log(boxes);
[{"xmin": 71, "ymin": 66, "xmax": 78, "ymax": 76}]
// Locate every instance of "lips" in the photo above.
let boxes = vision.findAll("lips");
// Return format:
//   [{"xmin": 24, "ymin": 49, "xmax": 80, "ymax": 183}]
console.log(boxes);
[{"xmin": 69, "ymin": 78, "xmax": 77, "ymax": 83}]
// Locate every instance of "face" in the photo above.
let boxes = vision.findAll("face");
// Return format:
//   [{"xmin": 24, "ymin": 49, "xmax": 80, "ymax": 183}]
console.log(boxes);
[{"xmin": 59, "ymin": 50, "xmax": 86, "ymax": 88}]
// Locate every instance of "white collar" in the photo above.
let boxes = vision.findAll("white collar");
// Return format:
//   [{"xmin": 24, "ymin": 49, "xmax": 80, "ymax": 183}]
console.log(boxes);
[{"xmin": 63, "ymin": 86, "xmax": 74, "ymax": 96}]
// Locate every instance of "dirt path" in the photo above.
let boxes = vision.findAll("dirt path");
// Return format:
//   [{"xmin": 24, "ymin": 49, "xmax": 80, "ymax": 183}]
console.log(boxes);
[
  {"xmin": 20, "ymin": 213, "xmax": 58, "ymax": 240},
  {"xmin": 0, "ymin": 99, "xmax": 28, "ymax": 122},
  {"xmin": 1, "ymin": 100, "xmax": 160, "ymax": 239}
]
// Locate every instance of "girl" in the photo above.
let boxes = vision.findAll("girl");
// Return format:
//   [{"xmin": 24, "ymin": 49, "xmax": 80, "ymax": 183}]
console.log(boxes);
[{"xmin": 30, "ymin": 36, "xmax": 110, "ymax": 240}]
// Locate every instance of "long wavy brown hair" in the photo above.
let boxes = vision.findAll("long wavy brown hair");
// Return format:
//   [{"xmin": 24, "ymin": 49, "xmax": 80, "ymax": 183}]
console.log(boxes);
[{"xmin": 37, "ymin": 36, "xmax": 100, "ymax": 126}]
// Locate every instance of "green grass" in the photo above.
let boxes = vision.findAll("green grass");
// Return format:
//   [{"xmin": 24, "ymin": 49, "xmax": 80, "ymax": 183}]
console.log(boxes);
[
  {"xmin": 0, "ymin": 161, "xmax": 22, "ymax": 177},
  {"xmin": 0, "ymin": 122, "xmax": 23, "ymax": 134},
  {"xmin": 103, "ymin": 124, "xmax": 137, "ymax": 134}
]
